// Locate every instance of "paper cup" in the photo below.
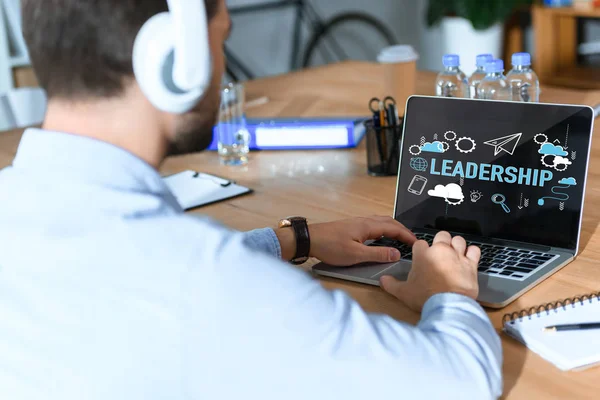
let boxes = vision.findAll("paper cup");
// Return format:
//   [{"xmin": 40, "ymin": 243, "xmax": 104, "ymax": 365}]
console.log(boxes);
[{"xmin": 377, "ymin": 45, "xmax": 418, "ymax": 115}]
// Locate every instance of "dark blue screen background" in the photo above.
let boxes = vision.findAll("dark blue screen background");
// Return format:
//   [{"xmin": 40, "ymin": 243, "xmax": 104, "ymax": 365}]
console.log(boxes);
[{"xmin": 395, "ymin": 97, "xmax": 593, "ymax": 250}]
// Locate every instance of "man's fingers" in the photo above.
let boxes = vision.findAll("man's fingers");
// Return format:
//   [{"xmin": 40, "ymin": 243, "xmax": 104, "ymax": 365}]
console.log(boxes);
[
  {"xmin": 363, "ymin": 217, "xmax": 417, "ymax": 245},
  {"xmin": 466, "ymin": 245, "xmax": 481, "ymax": 264},
  {"xmin": 451, "ymin": 235, "xmax": 467, "ymax": 255},
  {"xmin": 380, "ymin": 275, "xmax": 408, "ymax": 300},
  {"xmin": 411, "ymin": 239, "xmax": 429, "ymax": 254},
  {"xmin": 432, "ymin": 231, "xmax": 452, "ymax": 245},
  {"xmin": 352, "ymin": 243, "xmax": 402, "ymax": 264},
  {"xmin": 409, "ymin": 239, "xmax": 429, "ymax": 264}
]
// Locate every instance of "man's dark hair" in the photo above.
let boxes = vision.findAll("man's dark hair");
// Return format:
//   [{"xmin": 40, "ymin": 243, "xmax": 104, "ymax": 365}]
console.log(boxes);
[{"xmin": 22, "ymin": 0, "xmax": 220, "ymax": 99}]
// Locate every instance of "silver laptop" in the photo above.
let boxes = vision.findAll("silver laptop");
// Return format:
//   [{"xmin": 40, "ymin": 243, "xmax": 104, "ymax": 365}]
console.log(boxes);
[{"xmin": 314, "ymin": 96, "xmax": 594, "ymax": 308}]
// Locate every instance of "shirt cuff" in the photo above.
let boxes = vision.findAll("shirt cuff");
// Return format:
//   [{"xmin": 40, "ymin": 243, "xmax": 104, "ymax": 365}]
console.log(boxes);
[
  {"xmin": 242, "ymin": 228, "xmax": 282, "ymax": 259},
  {"xmin": 421, "ymin": 293, "xmax": 488, "ymax": 320}
]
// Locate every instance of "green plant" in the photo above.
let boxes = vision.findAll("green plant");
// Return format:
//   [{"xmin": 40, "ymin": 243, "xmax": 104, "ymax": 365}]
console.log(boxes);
[{"xmin": 426, "ymin": 0, "xmax": 533, "ymax": 30}]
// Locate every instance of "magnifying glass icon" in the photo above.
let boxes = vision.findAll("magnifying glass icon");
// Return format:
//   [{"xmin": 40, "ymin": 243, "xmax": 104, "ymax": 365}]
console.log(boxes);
[{"xmin": 492, "ymin": 194, "xmax": 511, "ymax": 214}]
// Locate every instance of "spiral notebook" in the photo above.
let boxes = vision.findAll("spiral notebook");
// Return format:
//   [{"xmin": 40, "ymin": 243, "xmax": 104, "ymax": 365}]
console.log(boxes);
[
  {"xmin": 163, "ymin": 170, "xmax": 252, "ymax": 210},
  {"xmin": 503, "ymin": 292, "xmax": 600, "ymax": 371}
]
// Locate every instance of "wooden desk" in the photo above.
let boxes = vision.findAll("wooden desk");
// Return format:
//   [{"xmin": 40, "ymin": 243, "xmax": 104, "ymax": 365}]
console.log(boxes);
[{"xmin": 1, "ymin": 62, "xmax": 599, "ymax": 399}]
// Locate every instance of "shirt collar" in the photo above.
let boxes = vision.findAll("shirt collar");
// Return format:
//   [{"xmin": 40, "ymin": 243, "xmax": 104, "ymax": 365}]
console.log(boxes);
[{"xmin": 12, "ymin": 128, "xmax": 182, "ymax": 210}]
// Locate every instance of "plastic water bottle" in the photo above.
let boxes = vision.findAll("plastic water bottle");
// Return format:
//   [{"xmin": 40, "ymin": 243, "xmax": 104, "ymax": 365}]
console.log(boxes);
[
  {"xmin": 477, "ymin": 59, "xmax": 511, "ymax": 101},
  {"xmin": 468, "ymin": 54, "xmax": 493, "ymax": 99},
  {"xmin": 506, "ymin": 52, "xmax": 540, "ymax": 102},
  {"xmin": 435, "ymin": 54, "xmax": 467, "ymax": 98}
]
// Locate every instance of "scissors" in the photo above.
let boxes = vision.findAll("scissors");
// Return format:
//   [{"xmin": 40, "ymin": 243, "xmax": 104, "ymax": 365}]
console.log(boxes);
[
  {"xmin": 491, "ymin": 194, "xmax": 511, "ymax": 214},
  {"xmin": 369, "ymin": 96, "xmax": 397, "ymax": 114}
]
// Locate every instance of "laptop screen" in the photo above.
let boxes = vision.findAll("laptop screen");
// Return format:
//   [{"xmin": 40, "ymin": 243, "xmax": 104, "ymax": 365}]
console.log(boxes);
[{"xmin": 394, "ymin": 97, "xmax": 593, "ymax": 251}]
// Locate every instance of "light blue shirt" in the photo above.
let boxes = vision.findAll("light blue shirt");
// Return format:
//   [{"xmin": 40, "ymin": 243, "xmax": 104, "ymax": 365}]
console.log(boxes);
[{"xmin": 0, "ymin": 129, "xmax": 503, "ymax": 399}]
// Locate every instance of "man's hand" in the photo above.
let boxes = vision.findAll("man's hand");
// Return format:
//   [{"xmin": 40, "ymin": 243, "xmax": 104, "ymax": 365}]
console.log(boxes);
[
  {"xmin": 276, "ymin": 216, "xmax": 416, "ymax": 266},
  {"xmin": 380, "ymin": 231, "xmax": 480, "ymax": 312}
]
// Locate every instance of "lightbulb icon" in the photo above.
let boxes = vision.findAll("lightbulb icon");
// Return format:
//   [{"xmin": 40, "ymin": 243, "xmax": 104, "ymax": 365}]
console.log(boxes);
[{"xmin": 470, "ymin": 190, "xmax": 483, "ymax": 203}]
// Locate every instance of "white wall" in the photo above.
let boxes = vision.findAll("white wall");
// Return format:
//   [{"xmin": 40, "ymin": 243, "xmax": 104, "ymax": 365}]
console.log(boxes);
[
  {"xmin": 226, "ymin": 0, "xmax": 434, "ymax": 78},
  {"xmin": 414, "ymin": 0, "xmax": 444, "ymax": 73},
  {"xmin": 226, "ymin": 0, "xmax": 544, "ymax": 79}
]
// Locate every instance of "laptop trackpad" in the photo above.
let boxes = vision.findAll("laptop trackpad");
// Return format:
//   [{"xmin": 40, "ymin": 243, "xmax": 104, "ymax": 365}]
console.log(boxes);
[{"xmin": 369, "ymin": 261, "xmax": 411, "ymax": 281}]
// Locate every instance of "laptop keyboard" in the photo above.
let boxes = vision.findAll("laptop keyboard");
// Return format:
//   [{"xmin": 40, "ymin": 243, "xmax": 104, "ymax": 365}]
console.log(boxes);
[{"xmin": 370, "ymin": 233, "xmax": 558, "ymax": 282}]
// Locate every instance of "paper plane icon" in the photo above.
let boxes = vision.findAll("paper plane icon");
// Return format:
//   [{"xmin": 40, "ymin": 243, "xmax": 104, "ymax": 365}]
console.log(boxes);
[{"xmin": 484, "ymin": 133, "xmax": 523, "ymax": 156}]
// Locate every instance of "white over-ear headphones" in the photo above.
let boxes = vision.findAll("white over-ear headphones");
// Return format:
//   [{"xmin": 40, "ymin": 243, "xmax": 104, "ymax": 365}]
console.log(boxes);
[{"xmin": 133, "ymin": 0, "xmax": 212, "ymax": 114}]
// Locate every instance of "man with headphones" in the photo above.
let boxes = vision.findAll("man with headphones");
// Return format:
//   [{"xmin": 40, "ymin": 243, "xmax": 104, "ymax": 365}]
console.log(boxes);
[{"xmin": 0, "ymin": 0, "xmax": 502, "ymax": 399}]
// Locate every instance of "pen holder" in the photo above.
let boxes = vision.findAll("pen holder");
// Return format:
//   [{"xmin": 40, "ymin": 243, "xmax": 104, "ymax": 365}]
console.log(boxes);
[{"xmin": 365, "ymin": 120, "xmax": 403, "ymax": 177}]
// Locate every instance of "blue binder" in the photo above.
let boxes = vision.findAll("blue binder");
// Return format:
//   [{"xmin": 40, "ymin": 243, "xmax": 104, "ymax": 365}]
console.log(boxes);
[{"xmin": 208, "ymin": 117, "xmax": 367, "ymax": 151}]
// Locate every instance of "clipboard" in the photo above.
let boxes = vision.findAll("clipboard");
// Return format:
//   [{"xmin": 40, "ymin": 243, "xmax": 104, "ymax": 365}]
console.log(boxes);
[{"xmin": 163, "ymin": 170, "xmax": 253, "ymax": 210}]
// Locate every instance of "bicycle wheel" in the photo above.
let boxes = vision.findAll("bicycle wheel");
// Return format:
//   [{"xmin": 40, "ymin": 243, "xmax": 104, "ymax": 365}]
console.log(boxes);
[{"xmin": 302, "ymin": 12, "xmax": 396, "ymax": 68}]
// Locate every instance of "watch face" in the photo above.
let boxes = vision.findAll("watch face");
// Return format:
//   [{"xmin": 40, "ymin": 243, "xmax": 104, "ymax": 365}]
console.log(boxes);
[
  {"xmin": 278, "ymin": 217, "xmax": 306, "ymax": 229},
  {"xmin": 278, "ymin": 219, "xmax": 292, "ymax": 229}
]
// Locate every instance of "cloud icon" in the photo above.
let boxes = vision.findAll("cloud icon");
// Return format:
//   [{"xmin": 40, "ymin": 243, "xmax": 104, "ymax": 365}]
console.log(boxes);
[
  {"xmin": 553, "ymin": 156, "xmax": 572, "ymax": 166},
  {"xmin": 558, "ymin": 177, "xmax": 577, "ymax": 186},
  {"xmin": 421, "ymin": 141, "xmax": 445, "ymax": 153},
  {"xmin": 428, "ymin": 185, "xmax": 448, "ymax": 198},
  {"xmin": 539, "ymin": 143, "xmax": 568, "ymax": 156},
  {"xmin": 428, "ymin": 183, "xmax": 464, "ymax": 205}
]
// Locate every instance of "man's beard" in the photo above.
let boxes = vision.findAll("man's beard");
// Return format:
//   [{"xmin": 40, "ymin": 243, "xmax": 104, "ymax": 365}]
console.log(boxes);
[{"xmin": 167, "ymin": 89, "xmax": 219, "ymax": 156}]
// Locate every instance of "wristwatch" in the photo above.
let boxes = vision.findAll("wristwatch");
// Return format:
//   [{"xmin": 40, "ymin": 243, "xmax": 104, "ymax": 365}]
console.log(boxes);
[{"xmin": 278, "ymin": 216, "xmax": 310, "ymax": 265}]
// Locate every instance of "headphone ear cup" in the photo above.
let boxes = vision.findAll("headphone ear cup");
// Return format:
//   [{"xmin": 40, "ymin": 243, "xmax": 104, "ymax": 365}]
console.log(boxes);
[{"xmin": 133, "ymin": 12, "xmax": 206, "ymax": 114}]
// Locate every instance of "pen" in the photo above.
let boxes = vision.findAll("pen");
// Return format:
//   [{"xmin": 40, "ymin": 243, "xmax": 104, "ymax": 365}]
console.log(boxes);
[
  {"xmin": 543, "ymin": 322, "xmax": 600, "ymax": 332},
  {"xmin": 387, "ymin": 103, "xmax": 397, "ymax": 127},
  {"xmin": 383, "ymin": 96, "xmax": 398, "ymax": 126},
  {"xmin": 372, "ymin": 108, "xmax": 381, "ymax": 129},
  {"xmin": 379, "ymin": 100, "xmax": 387, "ymax": 128},
  {"xmin": 379, "ymin": 101, "xmax": 388, "ymax": 164},
  {"xmin": 372, "ymin": 109, "xmax": 385, "ymax": 166}
]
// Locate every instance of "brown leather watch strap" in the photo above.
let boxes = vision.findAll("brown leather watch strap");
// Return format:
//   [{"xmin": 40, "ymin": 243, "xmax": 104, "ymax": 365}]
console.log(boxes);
[{"xmin": 290, "ymin": 218, "xmax": 310, "ymax": 264}]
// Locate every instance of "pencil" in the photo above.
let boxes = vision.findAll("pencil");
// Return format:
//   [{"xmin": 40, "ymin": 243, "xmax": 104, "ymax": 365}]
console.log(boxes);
[{"xmin": 379, "ymin": 101, "xmax": 388, "ymax": 165}]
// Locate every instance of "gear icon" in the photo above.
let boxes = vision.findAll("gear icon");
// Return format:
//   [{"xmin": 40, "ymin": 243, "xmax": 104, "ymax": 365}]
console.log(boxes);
[
  {"xmin": 534, "ymin": 133, "xmax": 548, "ymax": 145},
  {"xmin": 409, "ymin": 145, "xmax": 422, "ymax": 155},
  {"xmin": 444, "ymin": 131, "xmax": 457, "ymax": 141},
  {"xmin": 446, "ymin": 197, "xmax": 465, "ymax": 206},
  {"xmin": 440, "ymin": 141, "xmax": 450, "ymax": 152},
  {"xmin": 541, "ymin": 154, "xmax": 555, "ymax": 168},
  {"xmin": 455, "ymin": 137, "xmax": 476, "ymax": 154},
  {"xmin": 554, "ymin": 163, "xmax": 569, "ymax": 172}
]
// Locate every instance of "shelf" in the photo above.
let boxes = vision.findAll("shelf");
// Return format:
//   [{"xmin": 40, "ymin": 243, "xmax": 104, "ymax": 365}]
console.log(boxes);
[
  {"xmin": 545, "ymin": 66, "xmax": 600, "ymax": 89},
  {"xmin": 536, "ymin": 5, "xmax": 600, "ymax": 18}
]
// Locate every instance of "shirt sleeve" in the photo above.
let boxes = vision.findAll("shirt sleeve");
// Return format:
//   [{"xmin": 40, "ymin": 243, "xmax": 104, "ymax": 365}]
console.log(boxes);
[
  {"xmin": 242, "ymin": 228, "xmax": 282, "ymax": 258},
  {"xmin": 182, "ymin": 231, "xmax": 503, "ymax": 400}
]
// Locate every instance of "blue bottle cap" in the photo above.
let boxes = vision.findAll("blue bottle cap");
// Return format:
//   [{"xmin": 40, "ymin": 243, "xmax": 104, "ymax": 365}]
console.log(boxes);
[
  {"xmin": 485, "ymin": 59, "xmax": 504, "ymax": 73},
  {"xmin": 443, "ymin": 54, "xmax": 460, "ymax": 67},
  {"xmin": 476, "ymin": 54, "xmax": 494, "ymax": 68},
  {"xmin": 512, "ymin": 52, "xmax": 531, "ymax": 66}
]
